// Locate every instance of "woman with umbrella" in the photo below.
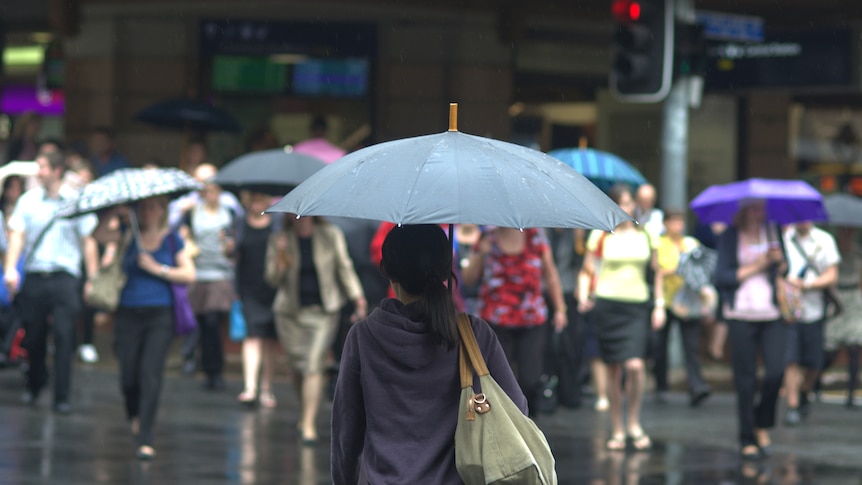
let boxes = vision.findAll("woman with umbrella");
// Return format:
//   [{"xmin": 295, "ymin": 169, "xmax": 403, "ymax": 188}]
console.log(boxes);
[
  {"xmin": 712, "ymin": 199, "xmax": 788, "ymax": 460},
  {"xmin": 824, "ymin": 226, "xmax": 862, "ymax": 408},
  {"xmin": 93, "ymin": 197, "xmax": 196, "ymax": 460},
  {"xmin": 331, "ymin": 224, "xmax": 527, "ymax": 484},
  {"xmin": 235, "ymin": 191, "xmax": 281, "ymax": 408}
]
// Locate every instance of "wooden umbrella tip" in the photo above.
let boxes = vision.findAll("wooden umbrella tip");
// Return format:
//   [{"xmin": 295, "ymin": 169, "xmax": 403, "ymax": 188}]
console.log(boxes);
[{"xmin": 449, "ymin": 103, "xmax": 458, "ymax": 132}]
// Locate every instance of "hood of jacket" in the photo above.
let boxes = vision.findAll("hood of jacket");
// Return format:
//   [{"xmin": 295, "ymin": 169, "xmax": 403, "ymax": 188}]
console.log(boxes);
[{"xmin": 363, "ymin": 298, "xmax": 449, "ymax": 370}]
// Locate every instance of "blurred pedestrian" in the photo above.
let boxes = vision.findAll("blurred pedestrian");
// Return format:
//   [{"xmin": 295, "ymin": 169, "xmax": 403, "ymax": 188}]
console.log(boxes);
[
  {"xmin": 454, "ymin": 223, "xmax": 483, "ymax": 314},
  {"xmin": 635, "ymin": 183, "xmax": 664, "ymax": 238},
  {"xmin": 5, "ymin": 112, "xmax": 42, "ymax": 162},
  {"xmin": 331, "ymin": 224, "xmax": 527, "ymax": 485},
  {"xmin": 652, "ymin": 210, "xmax": 711, "ymax": 406},
  {"xmin": 713, "ymin": 199, "xmax": 788, "ymax": 460},
  {"xmin": 64, "ymin": 153, "xmax": 102, "ymax": 364},
  {"xmin": 577, "ymin": 184, "xmax": 665, "ymax": 451},
  {"xmin": 88, "ymin": 127, "xmax": 130, "ymax": 178},
  {"xmin": 782, "ymin": 221, "xmax": 839, "ymax": 425},
  {"xmin": 823, "ymin": 227, "xmax": 862, "ymax": 408},
  {"xmin": 182, "ymin": 177, "xmax": 237, "ymax": 390},
  {"xmin": 461, "ymin": 226, "xmax": 568, "ymax": 416},
  {"xmin": 545, "ymin": 227, "xmax": 586, "ymax": 409},
  {"xmin": 1, "ymin": 175, "xmax": 25, "ymax": 229},
  {"xmin": 3, "ymin": 150, "xmax": 99, "ymax": 414},
  {"xmin": 293, "ymin": 116, "xmax": 346, "ymax": 164},
  {"xmin": 235, "ymin": 191, "xmax": 281, "ymax": 408},
  {"xmin": 94, "ymin": 198, "xmax": 196, "ymax": 460},
  {"xmin": 168, "ymin": 163, "xmax": 243, "ymax": 231},
  {"xmin": 182, "ymin": 139, "xmax": 209, "ymax": 175},
  {"xmin": 265, "ymin": 215, "xmax": 366, "ymax": 444}
]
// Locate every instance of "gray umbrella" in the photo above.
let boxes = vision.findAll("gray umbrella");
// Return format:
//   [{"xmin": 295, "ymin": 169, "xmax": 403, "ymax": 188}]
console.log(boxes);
[
  {"xmin": 267, "ymin": 105, "xmax": 631, "ymax": 231},
  {"xmin": 56, "ymin": 167, "xmax": 202, "ymax": 219},
  {"xmin": 824, "ymin": 193, "xmax": 862, "ymax": 227},
  {"xmin": 213, "ymin": 148, "xmax": 327, "ymax": 196}
]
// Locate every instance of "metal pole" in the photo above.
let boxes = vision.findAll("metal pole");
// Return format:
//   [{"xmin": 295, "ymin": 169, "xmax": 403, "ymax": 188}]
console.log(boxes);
[{"xmin": 660, "ymin": 0, "xmax": 696, "ymax": 212}]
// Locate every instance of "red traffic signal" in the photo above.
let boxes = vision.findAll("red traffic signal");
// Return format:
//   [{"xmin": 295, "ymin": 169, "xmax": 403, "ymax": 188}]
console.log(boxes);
[{"xmin": 612, "ymin": 0, "xmax": 642, "ymax": 23}]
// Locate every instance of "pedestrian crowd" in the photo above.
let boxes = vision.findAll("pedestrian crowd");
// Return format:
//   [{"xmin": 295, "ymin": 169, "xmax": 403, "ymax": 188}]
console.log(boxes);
[{"xmin": 0, "ymin": 113, "xmax": 860, "ymax": 479}]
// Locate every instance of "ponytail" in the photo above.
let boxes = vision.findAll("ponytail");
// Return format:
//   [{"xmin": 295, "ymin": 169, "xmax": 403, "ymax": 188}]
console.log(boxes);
[{"xmin": 381, "ymin": 224, "xmax": 459, "ymax": 349}]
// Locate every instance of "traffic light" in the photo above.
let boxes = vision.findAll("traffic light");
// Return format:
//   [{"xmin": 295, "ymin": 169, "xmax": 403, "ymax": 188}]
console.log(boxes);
[{"xmin": 610, "ymin": 0, "xmax": 674, "ymax": 103}]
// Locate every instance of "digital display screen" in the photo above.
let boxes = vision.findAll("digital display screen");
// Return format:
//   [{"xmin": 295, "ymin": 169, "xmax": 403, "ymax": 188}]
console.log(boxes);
[{"xmin": 211, "ymin": 56, "xmax": 369, "ymax": 98}]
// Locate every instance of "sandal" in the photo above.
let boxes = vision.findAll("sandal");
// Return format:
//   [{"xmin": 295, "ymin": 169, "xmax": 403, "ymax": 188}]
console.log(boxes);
[
  {"xmin": 136, "ymin": 445, "xmax": 156, "ymax": 461},
  {"xmin": 237, "ymin": 390, "xmax": 257, "ymax": 406},
  {"xmin": 606, "ymin": 433, "xmax": 626, "ymax": 451},
  {"xmin": 259, "ymin": 391, "xmax": 277, "ymax": 409},
  {"xmin": 628, "ymin": 431, "xmax": 652, "ymax": 451}
]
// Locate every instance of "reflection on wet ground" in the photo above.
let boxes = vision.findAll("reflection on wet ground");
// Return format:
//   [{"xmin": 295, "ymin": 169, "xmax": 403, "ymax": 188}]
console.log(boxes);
[{"xmin": 0, "ymin": 367, "xmax": 859, "ymax": 484}]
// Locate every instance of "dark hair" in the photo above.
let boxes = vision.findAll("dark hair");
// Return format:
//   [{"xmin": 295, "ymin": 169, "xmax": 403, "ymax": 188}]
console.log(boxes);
[
  {"xmin": 40, "ymin": 150, "xmax": 67, "ymax": 174},
  {"xmin": 380, "ymin": 224, "xmax": 459, "ymax": 349},
  {"xmin": 310, "ymin": 116, "xmax": 328, "ymax": 133},
  {"xmin": 608, "ymin": 183, "xmax": 632, "ymax": 205},
  {"xmin": 663, "ymin": 209, "xmax": 686, "ymax": 222},
  {"xmin": 0, "ymin": 175, "xmax": 23, "ymax": 207}
]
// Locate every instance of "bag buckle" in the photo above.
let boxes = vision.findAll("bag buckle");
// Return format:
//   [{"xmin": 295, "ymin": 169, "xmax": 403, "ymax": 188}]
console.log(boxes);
[{"xmin": 466, "ymin": 393, "xmax": 491, "ymax": 421}]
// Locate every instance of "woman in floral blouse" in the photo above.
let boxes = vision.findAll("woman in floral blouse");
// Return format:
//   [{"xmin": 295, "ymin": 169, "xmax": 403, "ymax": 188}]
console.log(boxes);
[{"xmin": 462, "ymin": 226, "xmax": 567, "ymax": 416}]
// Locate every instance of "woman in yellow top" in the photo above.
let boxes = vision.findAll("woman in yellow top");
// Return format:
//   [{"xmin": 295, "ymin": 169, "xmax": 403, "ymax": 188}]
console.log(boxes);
[
  {"xmin": 652, "ymin": 210, "xmax": 712, "ymax": 407},
  {"xmin": 578, "ymin": 184, "xmax": 665, "ymax": 451}
]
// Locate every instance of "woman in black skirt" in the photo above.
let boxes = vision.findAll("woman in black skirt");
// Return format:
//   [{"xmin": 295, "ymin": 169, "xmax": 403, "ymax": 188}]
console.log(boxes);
[
  {"xmin": 578, "ymin": 184, "xmax": 665, "ymax": 451},
  {"xmin": 236, "ymin": 191, "xmax": 281, "ymax": 408}
]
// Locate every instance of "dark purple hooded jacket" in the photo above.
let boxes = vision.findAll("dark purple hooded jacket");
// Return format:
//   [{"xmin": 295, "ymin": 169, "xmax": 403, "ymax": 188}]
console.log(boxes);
[{"xmin": 331, "ymin": 298, "xmax": 528, "ymax": 485}]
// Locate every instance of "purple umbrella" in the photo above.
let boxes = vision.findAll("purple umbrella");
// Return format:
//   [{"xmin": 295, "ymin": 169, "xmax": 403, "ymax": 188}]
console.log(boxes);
[{"xmin": 690, "ymin": 178, "xmax": 827, "ymax": 224}]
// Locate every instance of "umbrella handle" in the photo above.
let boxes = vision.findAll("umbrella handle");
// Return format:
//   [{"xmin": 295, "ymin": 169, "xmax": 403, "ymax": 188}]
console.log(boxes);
[
  {"xmin": 128, "ymin": 208, "xmax": 145, "ymax": 252},
  {"xmin": 449, "ymin": 103, "xmax": 458, "ymax": 132}
]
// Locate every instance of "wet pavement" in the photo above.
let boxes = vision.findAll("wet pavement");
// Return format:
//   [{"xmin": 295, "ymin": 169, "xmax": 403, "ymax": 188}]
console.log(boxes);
[{"xmin": 0, "ymin": 353, "xmax": 860, "ymax": 484}]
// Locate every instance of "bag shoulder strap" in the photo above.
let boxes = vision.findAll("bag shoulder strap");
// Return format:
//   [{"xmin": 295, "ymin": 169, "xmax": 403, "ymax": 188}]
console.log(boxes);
[
  {"xmin": 790, "ymin": 235, "xmax": 822, "ymax": 276},
  {"xmin": 24, "ymin": 217, "xmax": 57, "ymax": 267},
  {"xmin": 457, "ymin": 313, "xmax": 489, "ymax": 389}
]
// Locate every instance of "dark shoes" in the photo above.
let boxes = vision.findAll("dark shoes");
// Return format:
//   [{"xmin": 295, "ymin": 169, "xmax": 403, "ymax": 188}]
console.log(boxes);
[
  {"xmin": 690, "ymin": 387, "xmax": 712, "ymax": 407},
  {"xmin": 798, "ymin": 392, "xmax": 811, "ymax": 418},
  {"xmin": 784, "ymin": 408, "xmax": 802, "ymax": 426},
  {"xmin": 204, "ymin": 376, "xmax": 225, "ymax": 391},
  {"xmin": 53, "ymin": 402, "xmax": 72, "ymax": 415},
  {"xmin": 21, "ymin": 391, "xmax": 39, "ymax": 406},
  {"xmin": 182, "ymin": 358, "xmax": 196, "ymax": 375}
]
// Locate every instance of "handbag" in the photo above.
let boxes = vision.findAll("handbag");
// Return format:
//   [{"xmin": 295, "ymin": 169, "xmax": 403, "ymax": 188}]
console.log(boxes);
[
  {"xmin": 167, "ymin": 234, "xmax": 198, "ymax": 336},
  {"xmin": 229, "ymin": 299, "xmax": 247, "ymax": 341},
  {"xmin": 86, "ymin": 233, "xmax": 133, "ymax": 312},
  {"xmin": 776, "ymin": 277, "xmax": 803, "ymax": 323},
  {"xmin": 455, "ymin": 314, "xmax": 557, "ymax": 485}
]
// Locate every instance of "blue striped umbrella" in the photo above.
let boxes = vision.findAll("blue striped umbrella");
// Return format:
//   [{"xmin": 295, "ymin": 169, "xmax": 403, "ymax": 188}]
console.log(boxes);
[{"xmin": 547, "ymin": 148, "xmax": 647, "ymax": 192}]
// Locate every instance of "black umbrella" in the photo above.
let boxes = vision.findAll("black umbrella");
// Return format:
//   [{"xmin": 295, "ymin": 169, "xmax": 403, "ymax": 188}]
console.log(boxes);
[
  {"xmin": 135, "ymin": 98, "xmax": 241, "ymax": 133},
  {"xmin": 213, "ymin": 148, "xmax": 327, "ymax": 196}
]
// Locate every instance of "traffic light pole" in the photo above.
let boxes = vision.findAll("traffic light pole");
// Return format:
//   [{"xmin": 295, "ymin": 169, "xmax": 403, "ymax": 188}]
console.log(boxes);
[{"xmin": 659, "ymin": 0, "xmax": 696, "ymax": 212}]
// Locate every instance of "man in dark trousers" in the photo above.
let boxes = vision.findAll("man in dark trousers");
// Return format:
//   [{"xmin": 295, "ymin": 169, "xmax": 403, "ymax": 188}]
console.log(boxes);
[{"xmin": 4, "ymin": 150, "xmax": 99, "ymax": 414}]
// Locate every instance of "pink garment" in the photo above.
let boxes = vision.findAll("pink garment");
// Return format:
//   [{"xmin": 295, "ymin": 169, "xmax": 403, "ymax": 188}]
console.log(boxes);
[
  {"xmin": 292, "ymin": 138, "xmax": 346, "ymax": 164},
  {"xmin": 723, "ymin": 229, "xmax": 781, "ymax": 322}
]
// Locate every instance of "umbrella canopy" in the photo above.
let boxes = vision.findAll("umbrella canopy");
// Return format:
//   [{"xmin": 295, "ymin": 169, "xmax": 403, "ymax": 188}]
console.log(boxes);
[
  {"xmin": 546, "ymin": 147, "xmax": 647, "ymax": 192},
  {"xmin": 823, "ymin": 193, "xmax": 862, "ymax": 227},
  {"xmin": 135, "ymin": 98, "xmax": 241, "ymax": 133},
  {"xmin": 213, "ymin": 147, "xmax": 327, "ymax": 196},
  {"xmin": 267, "ymin": 105, "xmax": 631, "ymax": 231},
  {"xmin": 56, "ymin": 167, "xmax": 203, "ymax": 219},
  {"xmin": 690, "ymin": 178, "xmax": 827, "ymax": 225}
]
